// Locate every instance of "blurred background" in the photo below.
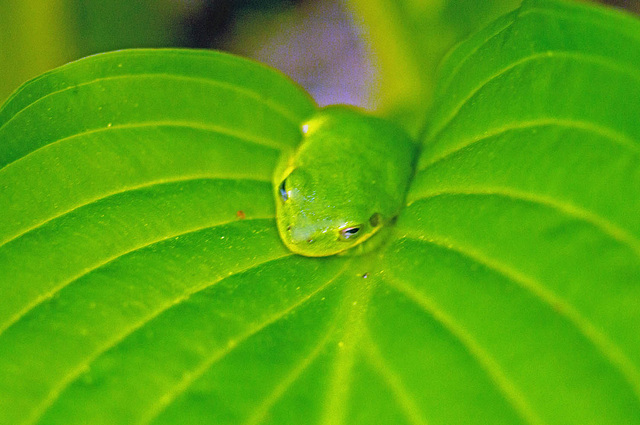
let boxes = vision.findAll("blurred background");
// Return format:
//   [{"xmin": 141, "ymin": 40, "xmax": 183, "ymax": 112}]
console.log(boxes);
[{"xmin": 1, "ymin": 0, "xmax": 638, "ymax": 125}]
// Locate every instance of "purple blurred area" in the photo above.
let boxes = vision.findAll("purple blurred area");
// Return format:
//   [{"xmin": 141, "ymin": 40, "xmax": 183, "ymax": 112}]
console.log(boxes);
[
  {"xmin": 219, "ymin": 0, "xmax": 374, "ymax": 108},
  {"xmin": 169, "ymin": 0, "xmax": 373, "ymax": 108}
]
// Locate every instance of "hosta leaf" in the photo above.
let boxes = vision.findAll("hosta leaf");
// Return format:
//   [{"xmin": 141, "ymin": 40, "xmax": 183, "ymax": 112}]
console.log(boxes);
[
  {"xmin": 389, "ymin": 0, "xmax": 640, "ymax": 424},
  {"xmin": 1, "ymin": 1, "xmax": 640, "ymax": 424},
  {"xmin": 0, "ymin": 49, "xmax": 331, "ymax": 425}
]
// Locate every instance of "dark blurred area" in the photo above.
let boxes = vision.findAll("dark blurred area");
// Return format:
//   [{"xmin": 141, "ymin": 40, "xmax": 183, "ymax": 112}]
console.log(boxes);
[
  {"xmin": 601, "ymin": 0, "xmax": 640, "ymax": 13},
  {"xmin": 182, "ymin": 0, "xmax": 305, "ymax": 48}
]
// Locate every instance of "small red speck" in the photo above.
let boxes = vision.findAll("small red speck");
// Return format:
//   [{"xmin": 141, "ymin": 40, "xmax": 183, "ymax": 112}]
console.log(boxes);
[{"xmin": 236, "ymin": 210, "xmax": 246, "ymax": 219}]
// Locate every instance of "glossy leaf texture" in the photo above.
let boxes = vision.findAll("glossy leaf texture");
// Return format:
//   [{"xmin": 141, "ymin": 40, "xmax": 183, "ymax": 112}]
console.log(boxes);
[
  {"xmin": 390, "ymin": 0, "xmax": 640, "ymax": 424},
  {"xmin": 1, "ymin": 1, "xmax": 640, "ymax": 425},
  {"xmin": 0, "ymin": 49, "xmax": 338, "ymax": 425}
]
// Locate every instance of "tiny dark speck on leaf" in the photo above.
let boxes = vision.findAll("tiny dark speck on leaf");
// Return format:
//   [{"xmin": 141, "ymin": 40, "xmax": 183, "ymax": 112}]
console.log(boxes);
[
  {"xmin": 362, "ymin": 273, "xmax": 368, "ymax": 278},
  {"xmin": 236, "ymin": 210, "xmax": 246, "ymax": 219}
]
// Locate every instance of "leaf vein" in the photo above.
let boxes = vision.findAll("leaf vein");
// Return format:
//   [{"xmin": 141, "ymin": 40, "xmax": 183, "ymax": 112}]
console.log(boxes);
[
  {"xmin": 526, "ymin": 6, "xmax": 640, "ymax": 44},
  {"xmin": 418, "ymin": 118, "xmax": 640, "ymax": 173},
  {"xmin": 0, "ymin": 72, "xmax": 301, "ymax": 137},
  {"xmin": 435, "ymin": 11, "xmax": 517, "ymax": 98},
  {"xmin": 138, "ymin": 261, "xmax": 351, "ymax": 425},
  {"xmin": 407, "ymin": 189, "xmax": 640, "ymax": 259},
  {"xmin": 433, "ymin": 3, "xmax": 630, "ymax": 101},
  {"xmin": 242, "ymin": 323, "xmax": 336, "ymax": 425},
  {"xmin": 400, "ymin": 235, "xmax": 640, "ymax": 403},
  {"xmin": 361, "ymin": 332, "xmax": 430, "ymax": 425},
  {"xmin": 427, "ymin": 51, "xmax": 640, "ymax": 144},
  {"xmin": 382, "ymin": 272, "xmax": 545, "ymax": 425},
  {"xmin": 21, "ymin": 251, "xmax": 295, "ymax": 425},
  {"xmin": 0, "ymin": 216, "xmax": 275, "ymax": 338},
  {"xmin": 0, "ymin": 175, "xmax": 271, "ymax": 249},
  {"xmin": 320, "ymin": 266, "xmax": 375, "ymax": 425},
  {"xmin": 0, "ymin": 120, "xmax": 284, "ymax": 175}
]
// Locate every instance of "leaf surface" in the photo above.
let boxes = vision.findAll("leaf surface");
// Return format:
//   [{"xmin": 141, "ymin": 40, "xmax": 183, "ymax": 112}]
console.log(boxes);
[{"xmin": 1, "ymin": 1, "xmax": 640, "ymax": 424}]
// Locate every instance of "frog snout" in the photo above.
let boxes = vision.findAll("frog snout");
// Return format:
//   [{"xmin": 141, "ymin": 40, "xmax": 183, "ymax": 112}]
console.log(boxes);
[{"xmin": 288, "ymin": 225, "xmax": 322, "ymax": 246}]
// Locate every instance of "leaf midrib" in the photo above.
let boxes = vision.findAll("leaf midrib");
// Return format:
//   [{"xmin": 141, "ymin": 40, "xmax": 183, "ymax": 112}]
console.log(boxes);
[{"xmin": 137, "ymin": 260, "xmax": 351, "ymax": 425}]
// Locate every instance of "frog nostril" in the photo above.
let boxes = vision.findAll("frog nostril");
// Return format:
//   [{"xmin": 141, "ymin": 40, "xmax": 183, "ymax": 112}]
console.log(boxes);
[{"xmin": 289, "ymin": 226, "xmax": 316, "ymax": 245}]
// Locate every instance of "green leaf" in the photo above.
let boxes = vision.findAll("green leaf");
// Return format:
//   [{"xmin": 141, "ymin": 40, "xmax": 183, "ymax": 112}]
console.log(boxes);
[
  {"xmin": 344, "ymin": 0, "xmax": 521, "ymax": 133},
  {"xmin": 392, "ymin": 0, "xmax": 640, "ymax": 424},
  {"xmin": 1, "ymin": 1, "xmax": 640, "ymax": 424},
  {"xmin": 0, "ymin": 48, "xmax": 324, "ymax": 425}
]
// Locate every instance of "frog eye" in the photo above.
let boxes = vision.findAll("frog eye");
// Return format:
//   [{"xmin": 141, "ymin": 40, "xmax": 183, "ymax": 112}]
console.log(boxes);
[
  {"xmin": 369, "ymin": 213, "xmax": 381, "ymax": 227},
  {"xmin": 339, "ymin": 226, "xmax": 362, "ymax": 241},
  {"xmin": 279, "ymin": 179, "xmax": 288, "ymax": 202}
]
